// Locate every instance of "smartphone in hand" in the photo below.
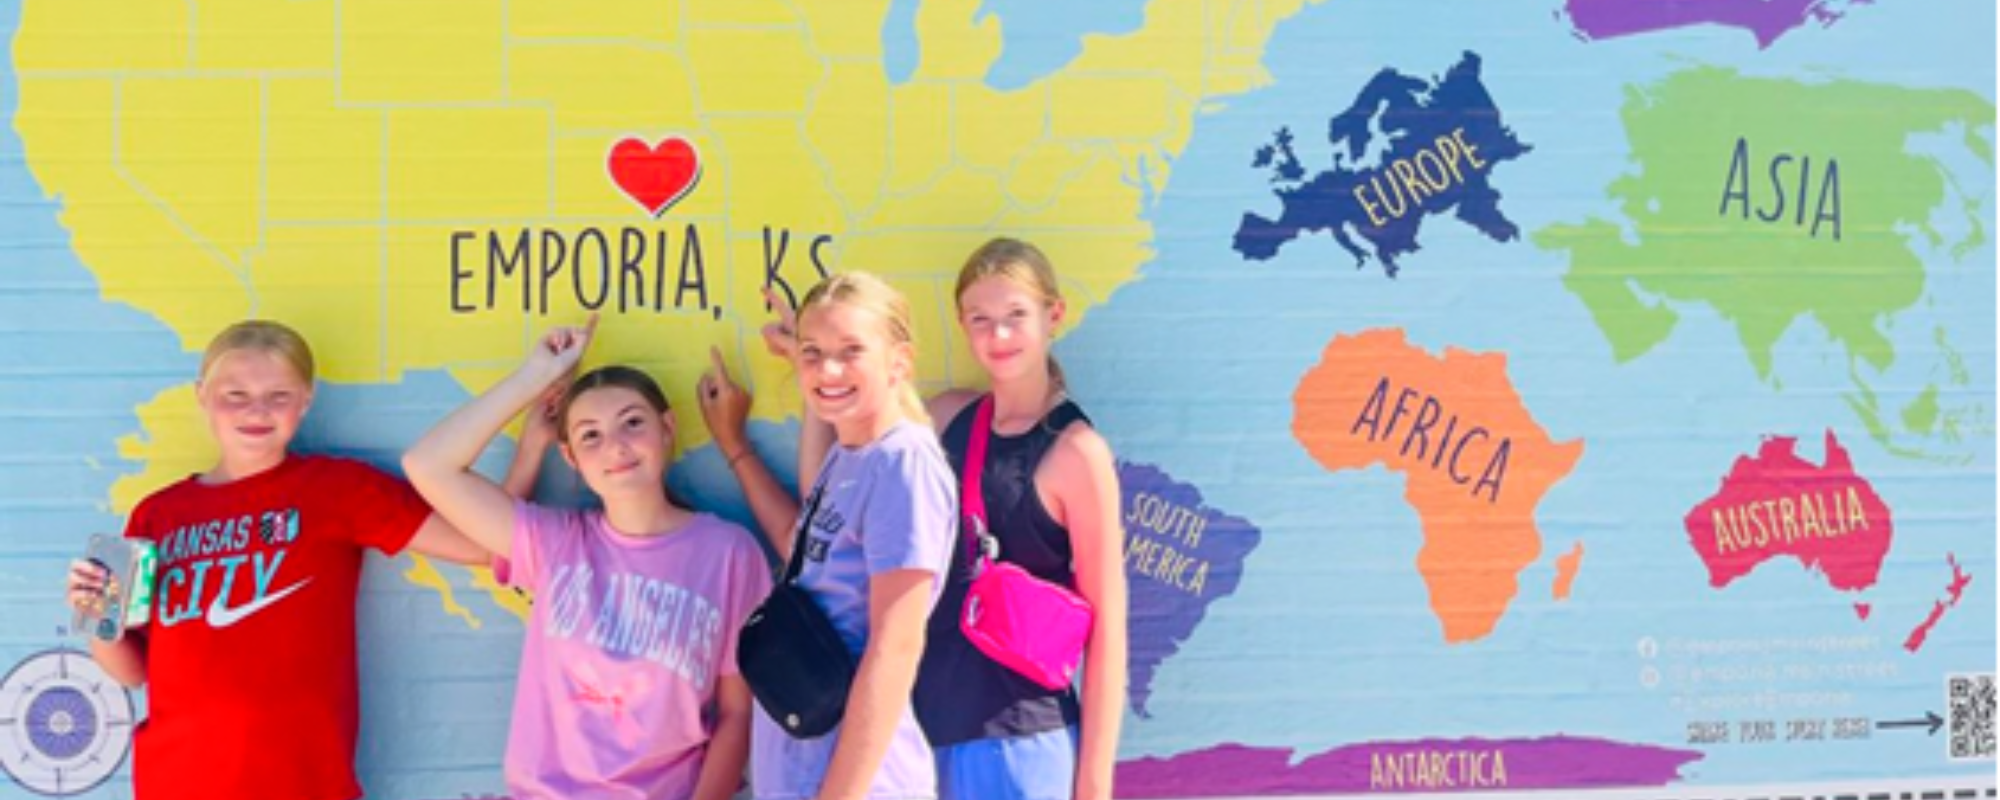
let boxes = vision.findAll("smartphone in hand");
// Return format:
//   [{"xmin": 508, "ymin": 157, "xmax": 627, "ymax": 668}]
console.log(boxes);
[{"xmin": 74, "ymin": 535, "xmax": 155, "ymax": 642}]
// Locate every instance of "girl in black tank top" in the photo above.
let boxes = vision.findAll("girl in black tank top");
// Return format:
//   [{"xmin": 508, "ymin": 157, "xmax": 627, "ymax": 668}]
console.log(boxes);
[
  {"xmin": 914, "ymin": 397, "xmax": 1092, "ymax": 744},
  {"xmin": 914, "ymin": 239, "xmax": 1130, "ymax": 800}
]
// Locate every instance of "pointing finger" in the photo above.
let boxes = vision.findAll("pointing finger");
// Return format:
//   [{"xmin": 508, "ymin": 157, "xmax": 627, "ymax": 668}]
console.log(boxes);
[
  {"xmin": 763, "ymin": 286, "xmax": 797, "ymax": 323},
  {"xmin": 708, "ymin": 345, "xmax": 732, "ymax": 382}
]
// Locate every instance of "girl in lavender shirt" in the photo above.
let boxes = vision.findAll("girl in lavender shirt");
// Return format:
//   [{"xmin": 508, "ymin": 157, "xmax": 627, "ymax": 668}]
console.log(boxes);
[
  {"xmin": 725, "ymin": 273, "xmax": 957, "ymax": 800},
  {"xmin": 404, "ymin": 318, "xmax": 772, "ymax": 800}
]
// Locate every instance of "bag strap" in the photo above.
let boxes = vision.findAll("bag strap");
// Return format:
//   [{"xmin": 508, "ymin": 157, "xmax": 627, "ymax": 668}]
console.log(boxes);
[
  {"xmin": 960, "ymin": 395, "xmax": 995, "ymax": 570},
  {"xmin": 782, "ymin": 455, "xmax": 834, "ymax": 585}
]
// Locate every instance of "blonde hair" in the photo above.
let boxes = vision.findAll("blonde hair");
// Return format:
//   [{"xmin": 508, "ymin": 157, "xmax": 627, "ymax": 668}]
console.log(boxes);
[
  {"xmin": 954, "ymin": 237, "xmax": 1067, "ymax": 391},
  {"xmin": 796, "ymin": 272, "xmax": 930, "ymax": 427},
  {"xmin": 200, "ymin": 320, "xmax": 316, "ymax": 385}
]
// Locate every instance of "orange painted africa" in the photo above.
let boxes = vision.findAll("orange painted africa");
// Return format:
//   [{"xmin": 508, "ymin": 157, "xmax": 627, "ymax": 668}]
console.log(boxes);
[{"xmin": 1293, "ymin": 329, "xmax": 1584, "ymax": 642}]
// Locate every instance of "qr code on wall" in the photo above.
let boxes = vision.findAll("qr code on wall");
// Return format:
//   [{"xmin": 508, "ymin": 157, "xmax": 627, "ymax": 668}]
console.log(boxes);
[{"xmin": 1948, "ymin": 673, "xmax": 1995, "ymax": 761}]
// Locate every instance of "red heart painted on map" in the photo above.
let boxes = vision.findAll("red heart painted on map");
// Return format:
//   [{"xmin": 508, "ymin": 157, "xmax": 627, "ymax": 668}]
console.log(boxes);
[{"xmin": 607, "ymin": 137, "xmax": 701, "ymax": 217}]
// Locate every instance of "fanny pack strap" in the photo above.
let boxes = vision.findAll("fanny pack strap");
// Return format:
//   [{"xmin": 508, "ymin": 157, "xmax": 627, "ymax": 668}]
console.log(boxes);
[
  {"xmin": 782, "ymin": 456, "xmax": 834, "ymax": 585},
  {"xmin": 961, "ymin": 395, "xmax": 995, "ymax": 571}
]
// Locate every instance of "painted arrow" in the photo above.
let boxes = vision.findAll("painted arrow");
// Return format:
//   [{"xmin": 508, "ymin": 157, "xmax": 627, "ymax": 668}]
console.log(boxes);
[{"xmin": 1875, "ymin": 711, "xmax": 1944, "ymax": 735}]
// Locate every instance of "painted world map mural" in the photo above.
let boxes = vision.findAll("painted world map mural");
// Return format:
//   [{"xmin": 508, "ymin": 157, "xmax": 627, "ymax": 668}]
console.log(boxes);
[{"xmin": 0, "ymin": 0, "xmax": 1991, "ymax": 796}]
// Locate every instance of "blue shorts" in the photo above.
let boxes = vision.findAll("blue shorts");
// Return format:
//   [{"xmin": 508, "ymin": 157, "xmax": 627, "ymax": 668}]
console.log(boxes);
[{"xmin": 933, "ymin": 725, "xmax": 1078, "ymax": 800}]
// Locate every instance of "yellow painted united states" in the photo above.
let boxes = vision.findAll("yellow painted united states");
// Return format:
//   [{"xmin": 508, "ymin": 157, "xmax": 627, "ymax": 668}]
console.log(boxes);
[{"xmin": 18, "ymin": 0, "xmax": 1317, "ymax": 621}]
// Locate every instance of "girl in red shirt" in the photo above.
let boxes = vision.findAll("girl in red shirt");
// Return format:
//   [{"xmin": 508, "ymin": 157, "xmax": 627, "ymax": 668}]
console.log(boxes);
[{"xmin": 63, "ymin": 319, "xmax": 488, "ymax": 800}]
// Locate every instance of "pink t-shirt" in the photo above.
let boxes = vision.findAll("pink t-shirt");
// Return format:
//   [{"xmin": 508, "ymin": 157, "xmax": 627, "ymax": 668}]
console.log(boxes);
[{"xmin": 497, "ymin": 501, "xmax": 774, "ymax": 800}]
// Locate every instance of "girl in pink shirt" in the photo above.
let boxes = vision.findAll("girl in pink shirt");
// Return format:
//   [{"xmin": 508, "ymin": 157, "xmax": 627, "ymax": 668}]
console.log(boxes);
[{"xmin": 404, "ymin": 319, "xmax": 772, "ymax": 800}]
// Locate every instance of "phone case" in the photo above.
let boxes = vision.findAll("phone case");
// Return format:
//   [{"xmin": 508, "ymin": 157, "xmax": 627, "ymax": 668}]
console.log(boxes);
[{"xmin": 75, "ymin": 534, "xmax": 138, "ymax": 642}]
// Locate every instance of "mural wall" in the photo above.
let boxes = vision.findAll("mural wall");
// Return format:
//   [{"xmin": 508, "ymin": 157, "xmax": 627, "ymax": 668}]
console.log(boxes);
[{"xmin": 0, "ymin": 0, "xmax": 1992, "ymax": 796}]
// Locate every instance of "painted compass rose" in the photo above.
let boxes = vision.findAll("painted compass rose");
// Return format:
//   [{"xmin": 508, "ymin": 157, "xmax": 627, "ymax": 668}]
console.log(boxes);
[{"xmin": 0, "ymin": 649, "xmax": 135, "ymax": 795}]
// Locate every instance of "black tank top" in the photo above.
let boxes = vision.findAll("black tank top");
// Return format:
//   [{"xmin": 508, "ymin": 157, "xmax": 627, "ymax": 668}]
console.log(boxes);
[{"xmin": 913, "ymin": 396, "xmax": 1088, "ymax": 746}]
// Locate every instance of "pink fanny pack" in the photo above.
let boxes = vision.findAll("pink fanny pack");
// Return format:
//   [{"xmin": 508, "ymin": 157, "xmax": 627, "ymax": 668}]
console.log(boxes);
[{"xmin": 958, "ymin": 396, "xmax": 1094, "ymax": 690}]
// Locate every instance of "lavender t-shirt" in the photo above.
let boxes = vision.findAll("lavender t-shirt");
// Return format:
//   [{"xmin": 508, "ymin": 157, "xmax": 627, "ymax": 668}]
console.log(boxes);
[
  {"xmin": 750, "ymin": 421, "xmax": 957, "ymax": 800},
  {"xmin": 500, "ymin": 501, "xmax": 773, "ymax": 800}
]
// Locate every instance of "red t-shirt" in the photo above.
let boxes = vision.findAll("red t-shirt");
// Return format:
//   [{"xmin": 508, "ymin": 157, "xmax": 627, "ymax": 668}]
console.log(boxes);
[{"xmin": 122, "ymin": 455, "xmax": 431, "ymax": 800}]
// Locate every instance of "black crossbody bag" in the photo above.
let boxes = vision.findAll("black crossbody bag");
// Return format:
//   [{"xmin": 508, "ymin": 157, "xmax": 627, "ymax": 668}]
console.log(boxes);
[{"xmin": 736, "ymin": 469, "xmax": 857, "ymax": 738}]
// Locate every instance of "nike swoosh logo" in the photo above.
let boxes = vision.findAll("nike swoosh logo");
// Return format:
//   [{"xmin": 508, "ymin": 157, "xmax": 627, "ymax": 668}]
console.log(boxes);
[{"xmin": 205, "ymin": 579, "xmax": 312, "ymax": 628}]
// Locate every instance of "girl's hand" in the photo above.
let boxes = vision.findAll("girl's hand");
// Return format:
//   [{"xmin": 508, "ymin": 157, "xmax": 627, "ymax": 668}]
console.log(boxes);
[
  {"xmin": 526, "ymin": 313, "xmax": 598, "ymax": 385},
  {"xmin": 520, "ymin": 377, "xmax": 565, "ymax": 450},
  {"xmin": 66, "ymin": 559, "xmax": 110, "ymax": 615},
  {"xmin": 698, "ymin": 346, "xmax": 752, "ymax": 461},
  {"xmin": 759, "ymin": 286, "xmax": 799, "ymax": 361}
]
